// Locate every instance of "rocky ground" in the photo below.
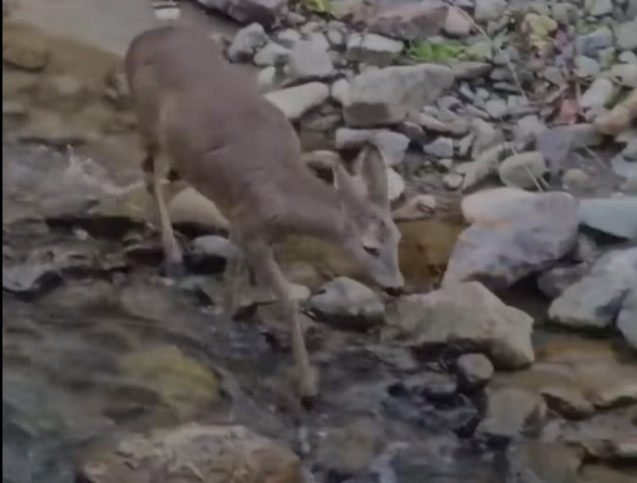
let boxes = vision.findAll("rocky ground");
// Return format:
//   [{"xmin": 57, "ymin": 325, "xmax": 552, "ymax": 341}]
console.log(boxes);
[{"xmin": 2, "ymin": 0, "xmax": 637, "ymax": 482}]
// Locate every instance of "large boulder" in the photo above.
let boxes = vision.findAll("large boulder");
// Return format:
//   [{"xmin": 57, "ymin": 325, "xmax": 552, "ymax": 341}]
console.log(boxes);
[
  {"xmin": 384, "ymin": 281, "xmax": 535, "ymax": 370},
  {"xmin": 443, "ymin": 188, "xmax": 579, "ymax": 289},
  {"xmin": 343, "ymin": 64, "xmax": 454, "ymax": 127},
  {"xmin": 549, "ymin": 247, "xmax": 637, "ymax": 332}
]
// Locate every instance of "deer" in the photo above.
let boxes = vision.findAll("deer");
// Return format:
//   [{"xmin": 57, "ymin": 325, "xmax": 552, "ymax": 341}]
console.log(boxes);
[{"xmin": 124, "ymin": 24, "xmax": 404, "ymax": 406}]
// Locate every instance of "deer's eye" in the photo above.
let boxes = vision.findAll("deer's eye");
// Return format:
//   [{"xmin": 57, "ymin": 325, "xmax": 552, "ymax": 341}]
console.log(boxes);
[{"xmin": 363, "ymin": 246, "xmax": 380, "ymax": 257}]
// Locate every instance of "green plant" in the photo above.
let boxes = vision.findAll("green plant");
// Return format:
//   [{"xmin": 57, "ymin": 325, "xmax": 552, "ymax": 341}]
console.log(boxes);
[
  {"xmin": 300, "ymin": 0, "xmax": 332, "ymax": 15},
  {"xmin": 406, "ymin": 40, "xmax": 465, "ymax": 63}
]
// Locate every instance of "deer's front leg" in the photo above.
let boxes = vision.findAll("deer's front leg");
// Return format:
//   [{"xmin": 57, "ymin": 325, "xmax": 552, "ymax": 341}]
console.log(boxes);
[
  {"xmin": 243, "ymin": 239, "xmax": 318, "ymax": 406},
  {"xmin": 219, "ymin": 228, "xmax": 245, "ymax": 319}
]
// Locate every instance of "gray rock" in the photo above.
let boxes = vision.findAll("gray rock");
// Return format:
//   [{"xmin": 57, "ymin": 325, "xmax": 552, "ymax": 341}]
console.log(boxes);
[
  {"xmin": 455, "ymin": 142, "xmax": 513, "ymax": 191},
  {"xmin": 549, "ymin": 247, "xmax": 637, "ymax": 331},
  {"xmin": 616, "ymin": 20, "xmax": 637, "ymax": 51},
  {"xmin": 346, "ymin": 33, "xmax": 404, "ymax": 66},
  {"xmin": 343, "ymin": 64, "xmax": 455, "ymax": 128},
  {"xmin": 227, "ymin": 23, "xmax": 269, "ymax": 62},
  {"xmin": 498, "ymin": 151, "xmax": 548, "ymax": 190},
  {"xmin": 513, "ymin": 115, "xmax": 546, "ymax": 150},
  {"xmin": 275, "ymin": 28, "xmax": 301, "ymax": 49},
  {"xmin": 423, "ymin": 137, "xmax": 454, "ymax": 158},
  {"xmin": 191, "ymin": 235, "xmax": 239, "ymax": 261},
  {"xmin": 196, "ymin": 0, "xmax": 287, "ymax": 29},
  {"xmin": 330, "ymin": 78, "xmax": 350, "ymax": 105},
  {"xmin": 287, "ymin": 40, "xmax": 334, "ymax": 80},
  {"xmin": 536, "ymin": 125, "xmax": 602, "ymax": 176},
  {"xmin": 257, "ymin": 66, "xmax": 277, "ymax": 92},
  {"xmin": 474, "ymin": 0, "xmax": 508, "ymax": 21},
  {"xmin": 444, "ymin": 188, "xmax": 580, "ymax": 288},
  {"xmin": 334, "ymin": 129, "xmax": 410, "ymax": 166},
  {"xmin": 617, "ymin": 288, "xmax": 637, "ymax": 350},
  {"xmin": 576, "ymin": 28, "xmax": 614, "ymax": 57},
  {"xmin": 610, "ymin": 142, "xmax": 637, "ymax": 180},
  {"xmin": 588, "ymin": 0, "xmax": 613, "ymax": 16},
  {"xmin": 476, "ymin": 387, "xmax": 546, "ymax": 443},
  {"xmin": 471, "ymin": 118, "xmax": 504, "ymax": 157},
  {"xmin": 307, "ymin": 277, "xmax": 385, "ymax": 331},
  {"xmin": 451, "ymin": 61, "xmax": 492, "ymax": 80},
  {"xmin": 264, "ymin": 82, "xmax": 329, "ymax": 120},
  {"xmin": 385, "ymin": 282, "xmax": 535, "ymax": 370},
  {"xmin": 253, "ymin": 41, "xmax": 290, "ymax": 66},
  {"xmin": 456, "ymin": 353, "xmax": 494, "ymax": 389},
  {"xmin": 579, "ymin": 197, "xmax": 637, "ymax": 240},
  {"xmin": 443, "ymin": 6, "xmax": 473, "ymax": 37},
  {"xmin": 537, "ymin": 263, "xmax": 592, "ymax": 299},
  {"xmin": 416, "ymin": 112, "xmax": 470, "ymax": 137},
  {"xmin": 540, "ymin": 386, "xmax": 595, "ymax": 420},
  {"xmin": 485, "ymin": 99, "xmax": 507, "ymax": 119},
  {"xmin": 580, "ymin": 78, "xmax": 614, "ymax": 111},
  {"xmin": 611, "ymin": 63, "xmax": 637, "ymax": 88},
  {"xmin": 575, "ymin": 55, "xmax": 601, "ymax": 77}
]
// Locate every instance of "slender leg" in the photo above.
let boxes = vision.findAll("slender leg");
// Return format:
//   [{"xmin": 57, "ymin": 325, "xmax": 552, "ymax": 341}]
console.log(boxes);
[
  {"xmin": 220, "ymin": 228, "xmax": 244, "ymax": 318},
  {"xmin": 142, "ymin": 148, "xmax": 184, "ymax": 278},
  {"xmin": 243, "ymin": 239, "xmax": 318, "ymax": 405}
]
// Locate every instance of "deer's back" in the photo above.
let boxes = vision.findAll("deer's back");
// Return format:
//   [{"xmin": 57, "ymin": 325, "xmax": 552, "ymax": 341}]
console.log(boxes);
[{"xmin": 125, "ymin": 26, "xmax": 304, "ymax": 221}]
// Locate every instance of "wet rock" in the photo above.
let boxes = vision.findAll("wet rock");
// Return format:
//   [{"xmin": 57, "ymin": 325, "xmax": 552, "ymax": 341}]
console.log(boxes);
[
  {"xmin": 254, "ymin": 41, "xmax": 290, "ymax": 66},
  {"xmin": 617, "ymin": 288, "xmax": 637, "ymax": 350},
  {"xmin": 307, "ymin": 277, "xmax": 385, "ymax": 331},
  {"xmin": 549, "ymin": 248, "xmax": 637, "ymax": 331},
  {"xmin": 476, "ymin": 387, "xmax": 547, "ymax": 444},
  {"xmin": 455, "ymin": 353, "xmax": 494, "ymax": 390},
  {"xmin": 578, "ymin": 198, "xmax": 637, "ymax": 241},
  {"xmin": 498, "ymin": 151, "xmax": 548, "ymax": 190},
  {"xmin": 616, "ymin": 20, "xmax": 637, "ymax": 51},
  {"xmin": 353, "ymin": 3, "xmax": 449, "ymax": 41},
  {"xmin": 506, "ymin": 442, "xmax": 584, "ymax": 483},
  {"xmin": 346, "ymin": 33, "xmax": 404, "ymax": 66},
  {"xmin": 287, "ymin": 40, "xmax": 334, "ymax": 80},
  {"xmin": 79, "ymin": 423, "xmax": 304, "ymax": 483},
  {"xmin": 264, "ymin": 82, "xmax": 330, "ymax": 120},
  {"xmin": 196, "ymin": 0, "xmax": 288, "ymax": 29},
  {"xmin": 540, "ymin": 386, "xmax": 596, "ymax": 420},
  {"xmin": 315, "ymin": 417, "xmax": 385, "ymax": 477},
  {"xmin": 117, "ymin": 345, "xmax": 221, "ymax": 420},
  {"xmin": 443, "ymin": 188, "xmax": 579, "ymax": 289},
  {"xmin": 343, "ymin": 64, "xmax": 455, "ymax": 128},
  {"xmin": 385, "ymin": 282, "xmax": 535, "ymax": 370},
  {"xmin": 475, "ymin": 0, "xmax": 508, "ymax": 22},
  {"xmin": 227, "ymin": 23, "xmax": 269, "ymax": 62}
]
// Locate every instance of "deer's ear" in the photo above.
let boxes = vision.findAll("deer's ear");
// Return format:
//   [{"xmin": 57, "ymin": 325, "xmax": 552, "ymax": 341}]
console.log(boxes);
[
  {"xmin": 360, "ymin": 143, "xmax": 390, "ymax": 210},
  {"xmin": 333, "ymin": 160, "xmax": 366, "ymax": 203}
]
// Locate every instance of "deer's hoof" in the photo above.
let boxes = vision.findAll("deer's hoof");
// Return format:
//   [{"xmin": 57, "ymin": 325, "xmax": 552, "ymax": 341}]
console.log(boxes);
[
  {"xmin": 298, "ymin": 365, "xmax": 319, "ymax": 411},
  {"xmin": 163, "ymin": 258, "xmax": 186, "ymax": 279}
]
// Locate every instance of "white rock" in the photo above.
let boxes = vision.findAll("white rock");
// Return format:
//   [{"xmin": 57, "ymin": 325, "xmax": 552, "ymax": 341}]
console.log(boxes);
[
  {"xmin": 424, "ymin": 137, "xmax": 454, "ymax": 158},
  {"xmin": 498, "ymin": 151, "xmax": 548, "ymax": 190},
  {"xmin": 330, "ymin": 78, "xmax": 350, "ymax": 105},
  {"xmin": 588, "ymin": 0, "xmax": 613, "ymax": 17},
  {"xmin": 580, "ymin": 78, "xmax": 614, "ymax": 111},
  {"xmin": 276, "ymin": 28, "xmax": 301, "ymax": 48},
  {"xmin": 346, "ymin": 33, "xmax": 404, "ymax": 66},
  {"xmin": 253, "ymin": 42, "xmax": 290, "ymax": 67},
  {"xmin": 456, "ymin": 353, "xmax": 494, "ymax": 389},
  {"xmin": 287, "ymin": 40, "xmax": 334, "ymax": 80},
  {"xmin": 307, "ymin": 277, "xmax": 385, "ymax": 331},
  {"xmin": 444, "ymin": 7, "xmax": 473, "ymax": 37},
  {"xmin": 227, "ymin": 23, "xmax": 269, "ymax": 62},
  {"xmin": 264, "ymin": 83, "xmax": 329, "ymax": 120},
  {"xmin": 474, "ymin": 0, "xmax": 508, "ymax": 21},
  {"xmin": 343, "ymin": 64, "xmax": 455, "ymax": 128}
]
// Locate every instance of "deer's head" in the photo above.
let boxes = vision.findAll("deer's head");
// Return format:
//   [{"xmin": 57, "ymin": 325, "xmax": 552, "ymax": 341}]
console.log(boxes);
[{"xmin": 333, "ymin": 143, "xmax": 404, "ymax": 293}]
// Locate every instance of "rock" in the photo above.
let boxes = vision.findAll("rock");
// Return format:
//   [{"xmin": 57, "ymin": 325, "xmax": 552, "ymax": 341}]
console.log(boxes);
[
  {"xmin": 476, "ymin": 387, "xmax": 546, "ymax": 444},
  {"xmin": 264, "ymin": 82, "xmax": 330, "ymax": 120},
  {"xmin": 563, "ymin": 168, "xmax": 590, "ymax": 190},
  {"xmin": 423, "ymin": 137, "xmax": 454, "ymax": 158},
  {"xmin": 330, "ymin": 78, "xmax": 350, "ymax": 105},
  {"xmin": 257, "ymin": 66, "xmax": 277, "ymax": 91},
  {"xmin": 443, "ymin": 7, "xmax": 472, "ymax": 37},
  {"xmin": 579, "ymin": 198, "xmax": 637, "ymax": 241},
  {"xmin": 118, "ymin": 345, "xmax": 220, "ymax": 420},
  {"xmin": 580, "ymin": 78, "xmax": 615, "ymax": 111},
  {"xmin": 616, "ymin": 20, "xmax": 637, "ymax": 51},
  {"xmin": 227, "ymin": 23, "xmax": 268, "ymax": 62},
  {"xmin": 471, "ymin": 118, "xmax": 503, "ymax": 157},
  {"xmin": 456, "ymin": 353, "xmax": 494, "ymax": 390},
  {"xmin": 576, "ymin": 28, "xmax": 614, "ymax": 57},
  {"xmin": 575, "ymin": 55, "xmax": 601, "ymax": 77},
  {"xmin": 253, "ymin": 41, "xmax": 290, "ymax": 66},
  {"xmin": 391, "ymin": 194, "xmax": 437, "ymax": 221},
  {"xmin": 395, "ymin": 371, "xmax": 458, "ymax": 401},
  {"xmin": 537, "ymin": 263, "xmax": 592, "ymax": 299},
  {"xmin": 540, "ymin": 386, "xmax": 595, "ymax": 420},
  {"xmin": 444, "ymin": 189, "xmax": 579, "ymax": 288},
  {"xmin": 498, "ymin": 151, "xmax": 548, "ymax": 190},
  {"xmin": 617, "ymin": 288, "xmax": 637, "ymax": 350},
  {"xmin": 507, "ymin": 442, "xmax": 584, "ymax": 483},
  {"xmin": 549, "ymin": 247, "xmax": 637, "ymax": 331},
  {"xmin": 343, "ymin": 64, "xmax": 455, "ymax": 128},
  {"xmin": 385, "ymin": 282, "xmax": 535, "ymax": 370},
  {"xmin": 387, "ymin": 167, "xmax": 405, "ymax": 202},
  {"xmin": 456, "ymin": 143, "xmax": 513, "ymax": 191},
  {"xmin": 352, "ymin": 3, "xmax": 449, "ymax": 42},
  {"xmin": 513, "ymin": 115, "xmax": 546, "ymax": 150},
  {"xmin": 443, "ymin": 173, "xmax": 464, "ymax": 190},
  {"xmin": 417, "ymin": 112, "xmax": 470, "ymax": 137},
  {"xmin": 485, "ymin": 98, "xmax": 507, "ymax": 118},
  {"xmin": 2, "ymin": 25, "xmax": 49, "ymax": 71},
  {"xmin": 334, "ymin": 129, "xmax": 409, "ymax": 166},
  {"xmin": 79, "ymin": 423, "xmax": 304, "ymax": 483},
  {"xmin": 451, "ymin": 61, "xmax": 492, "ymax": 80},
  {"xmin": 474, "ymin": 0, "xmax": 508, "ymax": 22},
  {"xmin": 315, "ymin": 418, "xmax": 384, "ymax": 476},
  {"xmin": 196, "ymin": 0, "xmax": 288, "ymax": 29},
  {"xmin": 466, "ymin": 41, "xmax": 493, "ymax": 62},
  {"xmin": 307, "ymin": 277, "xmax": 385, "ymax": 331},
  {"xmin": 587, "ymin": 0, "xmax": 613, "ymax": 16},
  {"xmin": 167, "ymin": 187, "xmax": 229, "ymax": 230},
  {"xmin": 189, "ymin": 235, "xmax": 239, "ymax": 273},
  {"xmin": 287, "ymin": 40, "xmax": 334, "ymax": 80},
  {"xmin": 276, "ymin": 28, "xmax": 301, "ymax": 48},
  {"xmin": 346, "ymin": 33, "xmax": 404, "ymax": 66},
  {"xmin": 611, "ymin": 64, "xmax": 637, "ymax": 88}
]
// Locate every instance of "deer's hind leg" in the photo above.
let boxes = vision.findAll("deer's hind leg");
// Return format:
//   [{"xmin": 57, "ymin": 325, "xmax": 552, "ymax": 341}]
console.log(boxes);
[{"xmin": 140, "ymin": 142, "xmax": 185, "ymax": 279}]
